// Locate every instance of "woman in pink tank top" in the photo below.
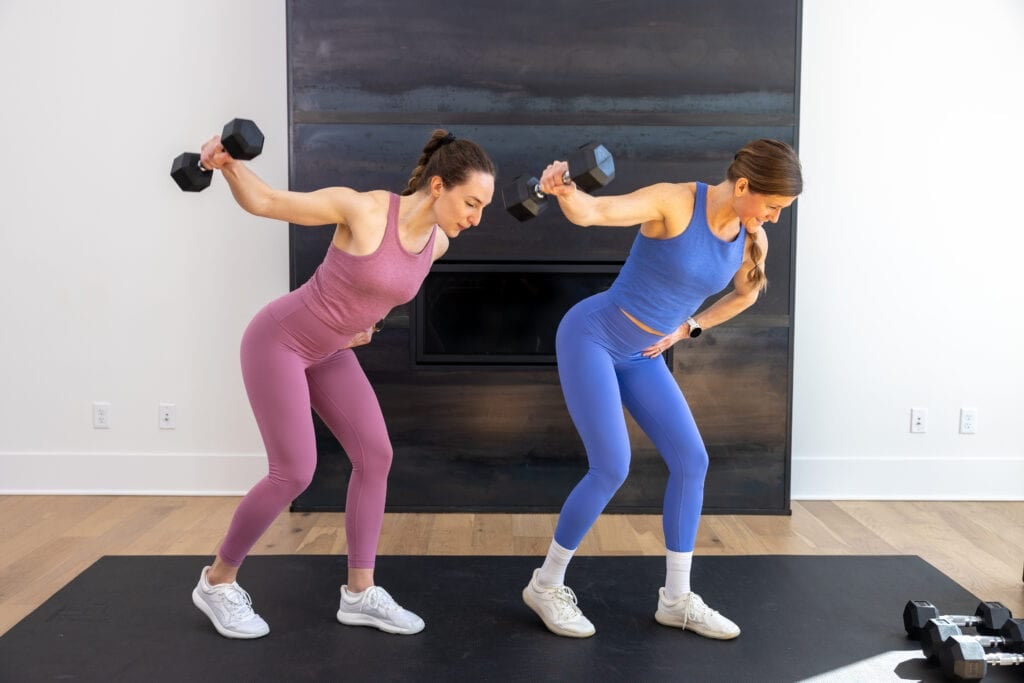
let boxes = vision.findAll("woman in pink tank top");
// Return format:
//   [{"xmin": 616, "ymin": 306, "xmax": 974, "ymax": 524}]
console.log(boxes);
[{"xmin": 189, "ymin": 129, "xmax": 495, "ymax": 639}]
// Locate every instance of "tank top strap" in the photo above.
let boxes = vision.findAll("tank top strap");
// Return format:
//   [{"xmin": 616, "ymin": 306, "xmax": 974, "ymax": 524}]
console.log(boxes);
[
  {"xmin": 385, "ymin": 191, "xmax": 437, "ymax": 258},
  {"xmin": 386, "ymin": 192, "xmax": 401, "ymax": 244},
  {"xmin": 421, "ymin": 220, "xmax": 438, "ymax": 257},
  {"xmin": 693, "ymin": 182, "xmax": 708, "ymax": 219}
]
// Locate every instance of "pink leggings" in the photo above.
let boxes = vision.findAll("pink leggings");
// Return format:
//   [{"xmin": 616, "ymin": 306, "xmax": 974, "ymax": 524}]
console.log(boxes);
[{"xmin": 219, "ymin": 289, "xmax": 391, "ymax": 569}]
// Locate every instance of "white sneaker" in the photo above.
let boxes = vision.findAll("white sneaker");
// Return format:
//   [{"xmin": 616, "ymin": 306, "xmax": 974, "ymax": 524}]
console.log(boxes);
[
  {"xmin": 522, "ymin": 568, "xmax": 596, "ymax": 638},
  {"xmin": 336, "ymin": 585, "xmax": 425, "ymax": 635},
  {"xmin": 655, "ymin": 588, "xmax": 740, "ymax": 639},
  {"xmin": 191, "ymin": 566, "xmax": 270, "ymax": 639}
]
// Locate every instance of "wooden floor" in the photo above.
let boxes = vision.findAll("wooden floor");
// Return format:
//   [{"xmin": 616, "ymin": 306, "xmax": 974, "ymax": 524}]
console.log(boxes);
[{"xmin": 1, "ymin": 496, "xmax": 1022, "ymax": 636}]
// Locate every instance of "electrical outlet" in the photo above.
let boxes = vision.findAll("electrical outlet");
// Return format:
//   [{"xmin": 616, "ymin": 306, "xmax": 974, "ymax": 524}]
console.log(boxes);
[
  {"xmin": 959, "ymin": 407, "xmax": 977, "ymax": 434},
  {"xmin": 910, "ymin": 407, "xmax": 927, "ymax": 433},
  {"xmin": 93, "ymin": 401, "xmax": 111, "ymax": 429},
  {"xmin": 159, "ymin": 403, "xmax": 176, "ymax": 430}
]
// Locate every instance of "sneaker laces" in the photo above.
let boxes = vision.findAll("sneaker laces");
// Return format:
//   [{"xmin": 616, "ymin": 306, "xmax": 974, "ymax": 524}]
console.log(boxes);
[
  {"xmin": 549, "ymin": 585, "xmax": 584, "ymax": 622},
  {"xmin": 362, "ymin": 586, "xmax": 400, "ymax": 615},
  {"xmin": 684, "ymin": 592, "xmax": 719, "ymax": 625},
  {"xmin": 217, "ymin": 584, "xmax": 257, "ymax": 622}
]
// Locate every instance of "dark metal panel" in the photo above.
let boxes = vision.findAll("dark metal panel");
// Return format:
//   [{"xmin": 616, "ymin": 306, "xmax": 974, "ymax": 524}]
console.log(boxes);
[{"xmin": 289, "ymin": 0, "xmax": 799, "ymax": 120}]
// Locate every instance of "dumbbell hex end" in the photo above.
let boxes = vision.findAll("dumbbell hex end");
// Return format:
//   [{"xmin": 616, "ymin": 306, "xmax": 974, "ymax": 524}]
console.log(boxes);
[
  {"xmin": 904, "ymin": 600, "xmax": 940, "ymax": 638},
  {"xmin": 502, "ymin": 174, "xmax": 548, "ymax": 222},
  {"xmin": 221, "ymin": 118, "xmax": 264, "ymax": 160},
  {"xmin": 567, "ymin": 142, "xmax": 615, "ymax": 192},
  {"xmin": 170, "ymin": 152, "xmax": 213, "ymax": 192}
]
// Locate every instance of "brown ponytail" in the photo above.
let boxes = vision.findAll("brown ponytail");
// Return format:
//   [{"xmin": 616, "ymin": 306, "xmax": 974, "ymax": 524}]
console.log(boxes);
[
  {"xmin": 402, "ymin": 129, "xmax": 496, "ymax": 196},
  {"xmin": 746, "ymin": 235, "xmax": 768, "ymax": 292},
  {"xmin": 726, "ymin": 139, "xmax": 803, "ymax": 292}
]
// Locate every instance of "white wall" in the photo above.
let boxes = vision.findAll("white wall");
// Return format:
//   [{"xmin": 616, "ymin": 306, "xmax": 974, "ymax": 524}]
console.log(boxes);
[
  {"xmin": 0, "ymin": 1, "xmax": 287, "ymax": 493},
  {"xmin": 792, "ymin": 0, "xmax": 1024, "ymax": 498},
  {"xmin": 0, "ymin": 1, "xmax": 1021, "ymax": 499}
]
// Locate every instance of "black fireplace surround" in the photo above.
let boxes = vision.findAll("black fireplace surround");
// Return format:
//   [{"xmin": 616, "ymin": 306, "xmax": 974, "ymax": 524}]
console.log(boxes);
[{"xmin": 287, "ymin": 0, "xmax": 800, "ymax": 514}]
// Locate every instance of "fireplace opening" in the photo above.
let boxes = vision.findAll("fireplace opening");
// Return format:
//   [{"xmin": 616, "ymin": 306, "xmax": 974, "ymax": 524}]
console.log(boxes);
[{"xmin": 413, "ymin": 263, "xmax": 623, "ymax": 366}]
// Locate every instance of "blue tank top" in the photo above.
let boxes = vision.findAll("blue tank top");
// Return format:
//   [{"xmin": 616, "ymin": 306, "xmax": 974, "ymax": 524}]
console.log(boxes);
[{"xmin": 607, "ymin": 182, "xmax": 746, "ymax": 334}]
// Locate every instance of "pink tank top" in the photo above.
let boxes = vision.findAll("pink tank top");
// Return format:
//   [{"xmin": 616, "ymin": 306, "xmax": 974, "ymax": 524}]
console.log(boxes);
[{"xmin": 299, "ymin": 192, "xmax": 437, "ymax": 335}]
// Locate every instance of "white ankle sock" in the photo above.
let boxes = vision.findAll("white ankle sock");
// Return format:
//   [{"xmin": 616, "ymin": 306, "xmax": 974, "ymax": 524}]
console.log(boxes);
[
  {"xmin": 536, "ymin": 539, "xmax": 576, "ymax": 587},
  {"xmin": 664, "ymin": 550, "xmax": 693, "ymax": 600}
]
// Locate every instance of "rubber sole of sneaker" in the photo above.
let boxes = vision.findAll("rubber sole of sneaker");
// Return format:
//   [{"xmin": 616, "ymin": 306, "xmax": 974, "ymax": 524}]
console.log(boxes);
[
  {"xmin": 336, "ymin": 610, "xmax": 425, "ymax": 635},
  {"xmin": 191, "ymin": 588, "xmax": 269, "ymax": 639},
  {"xmin": 654, "ymin": 609, "xmax": 740, "ymax": 640},
  {"xmin": 521, "ymin": 587, "xmax": 596, "ymax": 638}
]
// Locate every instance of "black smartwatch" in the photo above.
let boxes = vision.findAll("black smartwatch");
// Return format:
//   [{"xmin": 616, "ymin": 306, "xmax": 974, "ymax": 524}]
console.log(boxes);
[{"xmin": 686, "ymin": 317, "xmax": 702, "ymax": 338}]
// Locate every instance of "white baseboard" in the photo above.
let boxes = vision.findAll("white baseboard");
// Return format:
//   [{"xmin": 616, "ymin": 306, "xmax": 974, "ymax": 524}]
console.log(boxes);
[
  {"xmin": 0, "ymin": 452, "xmax": 267, "ymax": 495},
  {"xmin": 792, "ymin": 455, "xmax": 1024, "ymax": 500}
]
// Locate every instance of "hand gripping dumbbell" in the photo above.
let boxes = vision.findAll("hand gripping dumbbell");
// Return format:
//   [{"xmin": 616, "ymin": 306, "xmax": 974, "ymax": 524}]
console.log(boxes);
[
  {"xmin": 922, "ymin": 617, "xmax": 1024, "ymax": 661},
  {"xmin": 938, "ymin": 634, "xmax": 1024, "ymax": 681},
  {"xmin": 501, "ymin": 142, "xmax": 615, "ymax": 221},
  {"xmin": 903, "ymin": 600, "xmax": 1012, "ymax": 639},
  {"xmin": 170, "ymin": 118, "xmax": 265, "ymax": 192}
]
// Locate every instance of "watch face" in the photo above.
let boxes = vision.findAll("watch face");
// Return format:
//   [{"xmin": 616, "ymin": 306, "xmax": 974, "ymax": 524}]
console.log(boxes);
[{"xmin": 689, "ymin": 327, "xmax": 702, "ymax": 338}]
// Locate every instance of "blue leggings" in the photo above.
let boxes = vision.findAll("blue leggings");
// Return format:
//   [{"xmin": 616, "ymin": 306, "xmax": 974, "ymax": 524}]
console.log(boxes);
[{"xmin": 553, "ymin": 292, "xmax": 708, "ymax": 553}]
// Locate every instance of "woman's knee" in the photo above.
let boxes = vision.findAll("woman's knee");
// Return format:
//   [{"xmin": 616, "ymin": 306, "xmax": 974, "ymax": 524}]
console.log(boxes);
[
  {"xmin": 590, "ymin": 460, "xmax": 630, "ymax": 494},
  {"xmin": 668, "ymin": 448, "xmax": 709, "ymax": 479},
  {"xmin": 350, "ymin": 439, "xmax": 393, "ymax": 477},
  {"xmin": 269, "ymin": 459, "xmax": 318, "ymax": 497}
]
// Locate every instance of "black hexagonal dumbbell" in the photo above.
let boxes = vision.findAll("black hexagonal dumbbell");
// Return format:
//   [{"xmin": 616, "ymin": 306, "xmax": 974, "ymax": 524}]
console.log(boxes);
[
  {"xmin": 501, "ymin": 142, "xmax": 615, "ymax": 221},
  {"xmin": 170, "ymin": 118, "xmax": 265, "ymax": 192},
  {"xmin": 903, "ymin": 599, "xmax": 1012, "ymax": 639},
  {"xmin": 938, "ymin": 634, "xmax": 1024, "ymax": 681},
  {"xmin": 922, "ymin": 617, "xmax": 1024, "ymax": 661}
]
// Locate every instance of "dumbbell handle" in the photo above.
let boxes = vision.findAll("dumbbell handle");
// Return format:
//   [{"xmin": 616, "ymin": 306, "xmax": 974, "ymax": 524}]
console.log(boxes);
[
  {"xmin": 528, "ymin": 170, "xmax": 574, "ymax": 199},
  {"xmin": 192, "ymin": 131, "xmax": 255, "ymax": 171},
  {"xmin": 969, "ymin": 634, "xmax": 1005, "ymax": 649},
  {"xmin": 943, "ymin": 614, "xmax": 990, "ymax": 627},
  {"xmin": 981, "ymin": 651, "xmax": 1024, "ymax": 665}
]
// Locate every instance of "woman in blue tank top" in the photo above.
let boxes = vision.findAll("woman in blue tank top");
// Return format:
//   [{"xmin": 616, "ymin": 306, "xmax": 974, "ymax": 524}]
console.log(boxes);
[{"xmin": 521, "ymin": 140, "xmax": 802, "ymax": 641}]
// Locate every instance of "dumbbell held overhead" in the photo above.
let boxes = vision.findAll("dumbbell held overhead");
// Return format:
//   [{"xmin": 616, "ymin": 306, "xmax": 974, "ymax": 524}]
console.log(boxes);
[
  {"xmin": 502, "ymin": 142, "xmax": 615, "ymax": 221},
  {"xmin": 170, "ymin": 118, "xmax": 265, "ymax": 192}
]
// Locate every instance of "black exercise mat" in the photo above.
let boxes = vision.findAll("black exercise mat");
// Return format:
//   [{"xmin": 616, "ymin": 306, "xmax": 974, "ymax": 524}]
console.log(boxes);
[{"xmin": 0, "ymin": 555, "xmax": 1014, "ymax": 682}]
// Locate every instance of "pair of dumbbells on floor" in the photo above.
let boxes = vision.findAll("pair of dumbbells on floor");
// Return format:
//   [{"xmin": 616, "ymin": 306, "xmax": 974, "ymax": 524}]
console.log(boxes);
[
  {"xmin": 170, "ymin": 118, "xmax": 264, "ymax": 192},
  {"xmin": 904, "ymin": 599, "xmax": 1024, "ymax": 681}
]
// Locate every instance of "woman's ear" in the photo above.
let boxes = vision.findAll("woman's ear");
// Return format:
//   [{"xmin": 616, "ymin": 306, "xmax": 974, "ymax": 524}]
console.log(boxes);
[
  {"xmin": 429, "ymin": 175, "xmax": 445, "ymax": 199},
  {"xmin": 733, "ymin": 177, "xmax": 749, "ymax": 196}
]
